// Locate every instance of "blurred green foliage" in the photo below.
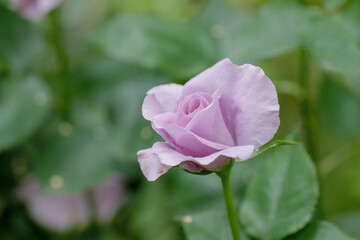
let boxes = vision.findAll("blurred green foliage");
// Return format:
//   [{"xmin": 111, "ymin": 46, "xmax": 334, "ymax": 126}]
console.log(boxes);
[{"xmin": 0, "ymin": 0, "xmax": 359, "ymax": 239}]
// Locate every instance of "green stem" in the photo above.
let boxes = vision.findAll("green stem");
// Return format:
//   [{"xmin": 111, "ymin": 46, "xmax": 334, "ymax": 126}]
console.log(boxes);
[
  {"xmin": 49, "ymin": 9, "xmax": 71, "ymax": 121},
  {"xmin": 217, "ymin": 159, "xmax": 241, "ymax": 240},
  {"xmin": 299, "ymin": 48, "xmax": 317, "ymax": 162}
]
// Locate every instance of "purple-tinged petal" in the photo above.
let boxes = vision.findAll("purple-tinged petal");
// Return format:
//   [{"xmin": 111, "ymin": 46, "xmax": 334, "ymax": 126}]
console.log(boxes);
[
  {"xmin": 181, "ymin": 58, "xmax": 236, "ymax": 97},
  {"xmin": 185, "ymin": 90, "xmax": 234, "ymax": 147},
  {"xmin": 142, "ymin": 83, "xmax": 183, "ymax": 121},
  {"xmin": 158, "ymin": 123, "xmax": 229, "ymax": 157},
  {"xmin": 221, "ymin": 64, "xmax": 279, "ymax": 148},
  {"xmin": 11, "ymin": 0, "xmax": 64, "ymax": 21},
  {"xmin": 137, "ymin": 144, "xmax": 173, "ymax": 181},
  {"xmin": 155, "ymin": 142, "xmax": 254, "ymax": 171},
  {"xmin": 180, "ymin": 59, "xmax": 279, "ymax": 148},
  {"xmin": 179, "ymin": 161, "xmax": 205, "ymax": 172},
  {"xmin": 17, "ymin": 176, "xmax": 89, "ymax": 232},
  {"xmin": 93, "ymin": 173, "xmax": 126, "ymax": 224},
  {"xmin": 193, "ymin": 145, "xmax": 255, "ymax": 170}
]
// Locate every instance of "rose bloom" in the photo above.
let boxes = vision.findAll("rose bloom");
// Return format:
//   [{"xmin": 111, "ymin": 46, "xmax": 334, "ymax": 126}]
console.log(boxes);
[
  {"xmin": 17, "ymin": 173, "xmax": 125, "ymax": 232},
  {"xmin": 138, "ymin": 58, "xmax": 279, "ymax": 181},
  {"xmin": 11, "ymin": 0, "xmax": 64, "ymax": 20}
]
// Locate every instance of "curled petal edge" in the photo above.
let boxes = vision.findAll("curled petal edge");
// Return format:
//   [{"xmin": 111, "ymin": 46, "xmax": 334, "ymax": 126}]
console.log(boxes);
[{"xmin": 137, "ymin": 142, "xmax": 255, "ymax": 181}]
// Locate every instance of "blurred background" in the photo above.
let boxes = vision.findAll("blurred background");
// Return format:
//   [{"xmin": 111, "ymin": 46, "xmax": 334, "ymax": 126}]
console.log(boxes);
[{"xmin": 0, "ymin": 0, "xmax": 359, "ymax": 239}]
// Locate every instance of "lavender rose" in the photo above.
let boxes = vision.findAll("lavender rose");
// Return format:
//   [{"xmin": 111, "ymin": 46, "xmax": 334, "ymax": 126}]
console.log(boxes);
[
  {"xmin": 17, "ymin": 173, "xmax": 126, "ymax": 232},
  {"xmin": 138, "ymin": 58, "xmax": 279, "ymax": 181},
  {"xmin": 11, "ymin": 0, "xmax": 64, "ymax": 20}
]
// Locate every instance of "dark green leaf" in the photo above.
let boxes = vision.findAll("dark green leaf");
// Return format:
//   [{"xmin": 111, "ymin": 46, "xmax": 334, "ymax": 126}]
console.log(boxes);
[
  {"xmin": 240, "ymin": 144, "xmax": 318, "ymax": 240},
  {"xmin": 337, "ymin": 0, "xmax": 360, "ymax": 42},
  {"xmin": 0, "ymin": 77, "xmax": 51, "ymax": 152},
  {"xmin": 178, "ymin": 211, "xmax": 248, "ymax": 240},
  {"xmin": 332, "ymin": 212, "xmax": 360, "ymax": 239},
  {"xmin": 319, "ymin": 77, "xmax": 360, "ymax": 137},
  {"xmin": 235, "ymin": 1, "xmax": 311, "ymax": 61},
  {"xmin": 127, "ymin": 181, "xmax": 182, "ymax": 240},
  {"xmin": 33, "ymin": 130, "xmax": 115, "ymax": 193},
  {"xmin": 94, "ymin": 14, "xmax": 215, "ymax": 78},
  {"xmin": 0, "ymin": 6, "xmax": 45, "ymax": 75},
  {"xmin": 291, "ymin": 221, "xmax": 355, "ymax": 240},
  {"xmin": 303, "ymin": 13, "xmax": 360, "ymax": 75}
]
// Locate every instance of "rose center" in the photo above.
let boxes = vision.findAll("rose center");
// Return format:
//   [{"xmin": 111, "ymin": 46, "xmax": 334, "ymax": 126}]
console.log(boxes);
[{"xmin": 175, "ymin": 92, "xmax": 213, "ymax": 127}]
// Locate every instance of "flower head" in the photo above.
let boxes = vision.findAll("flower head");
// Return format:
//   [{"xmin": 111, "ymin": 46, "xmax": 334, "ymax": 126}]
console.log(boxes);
[
  {"xmin": 11, "ymin": 0, "xmax": 64, "ymax": 20},
  {"xmin": 138, "ymin": 58, "xmax": 279, "ymax": 181}
]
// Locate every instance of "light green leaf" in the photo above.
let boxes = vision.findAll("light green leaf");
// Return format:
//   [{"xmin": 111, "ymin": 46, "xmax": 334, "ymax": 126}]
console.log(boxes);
[
  {"xmin": 0, "ymin": 77, "xmax": 51, "ymax": 152},
  {"xmin": 193, "ymin": 0, "xmax": 248, "ymax": 63},
  {"xmin": 303, "ymin": 14, "xmax": 360, "ymax": 75},
  {"xmin": 127, "ymin": 181, "xmax": 182, "ymax": 240},
  {"xmin": 94, "ymin": 14, "xmax": 215, "ymax": 78},
  {"xmin": 324, "ymin": 0, "xmax": 346, "ymax": 11},
  {"xmin": 337, "ymin": 0, "xmax": 360, "ymax": 42},
  {"xmin": 33, "ymin": 130, "xmax": 115, "ymax": 193},
  {"xmin": 291, "ymin": 221, "xmax": 355, "ymax": 240},
  {"xmin": 332, "ymin": 212, "xmax": 360, "ymax": 239},
  {"xmin": 235, "ymin": 1, "xmax": 311, "ymax": 61},
  {"xmin": 319, "ymin": 77, "xmax": 360, "ymax": 137},
  {"xmin": 239, "ymin": 144, "xmax": 319, "ymax": 240},
  {"xmin": 179, "ymin": 211, "xmax": 250, "ymax": 240},
  {"xmin": 0, "ymin": 6, "xmax": 45, "ymax": 75}
]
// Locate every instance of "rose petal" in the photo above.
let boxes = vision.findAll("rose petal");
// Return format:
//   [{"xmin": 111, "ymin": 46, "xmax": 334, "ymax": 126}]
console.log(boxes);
[
  {"xmin": 221, "ymin": 64, "xmax": 280, "ymax": 148},
  {"xmin": 17, "ymin": 176, "xmax": 89, "ymax": 232},
  {"xmin": 152, "ymin": 142, "xmax": 254, "ymax": 170},
  {"xmin": 182, "ymin": 58, "xmax": 279, "ymax": 148},
  {"xmin": 142, "ymin": 83, "xmax": 183, "ymax": 121},
  {"xmin": 137, "ymin": 144, "xmax": 173, "ymax": 181},
  {"xmin": 186, "ymin": 90, "xmax": 234, "ymax": 146},
  {"xmin": 154, "ymin": 122, "xmax": 229, "ymax": 157},
  {"xmin": 12, "ymin": 0, "xmax": 64, "ymax": 21},
  {"xmin": 93, "ymin": 173, "xmax": 125, "ymax": 224},
  {"xmin": 194, "ymin": 145, "xmax": 255, "ymax": 170},
  {"xmin": 182, "ymin": 58, "xmax": 236, "ymax": 97}
]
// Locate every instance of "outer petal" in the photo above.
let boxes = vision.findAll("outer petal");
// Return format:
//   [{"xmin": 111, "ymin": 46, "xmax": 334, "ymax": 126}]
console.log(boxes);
[
  {"xmin": 221, "ymin": 64, "xmax": 279, "ymax": 148},
  {"xmin": 142, "ymin": 83, "xmax": 183, "ymax": 121},
  {"xmin": 155, "ymin": 142, "xmax": 255, "ymax": 171},
  {"xmin": 182, "ymin": 59, "xmax": 279, "ymax": 148},
  {"xmin": 137, "ymin": 144, "xmax": 173, "ymax": 181},
  {"xmin": 181, "ymin": 58, "xmax": 236, "ymax": 97}
]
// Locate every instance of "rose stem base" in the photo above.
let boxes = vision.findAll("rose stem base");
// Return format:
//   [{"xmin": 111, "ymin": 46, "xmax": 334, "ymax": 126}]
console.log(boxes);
[{"xmin": 217, "ymin": 159, "xmax": 241, "ymax": 240}]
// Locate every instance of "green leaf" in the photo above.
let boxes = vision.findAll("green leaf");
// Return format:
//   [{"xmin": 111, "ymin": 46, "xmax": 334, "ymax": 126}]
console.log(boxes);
[
  {"xmin": 193, "ymin": 0, "xmax": 248, "ymax": 63},
  {"xmin": 33, "ymin": 129, "xmax": 115, "ymax": 193},
  {"xmin": 0, "ymin": 77, "xmax": 51, "ymax": 152},
  {"xmin": 332, "ymin": 212, "xmax": 360, "ymax": 239},
  {"xmin": 0, "ymin": 6, "xmax": 45, "ymax": 75},
  {"xmin": 337, "ymin": 0, "xmax": 360, "ymax": 42},
  {"xmin": 324, "ymin": 0, "xmax": 346, "ymax": 11},
  {"xmin": 94, "ymin": 14, "xmax": 215, "ymax": 78},
  {"xmin": 251, "ymin": 140, "xmax": 298, "ymax": 158},
  {"xmin": 303, "ymin": 13, "xmax": 360, "ymax": 75},
  {"xmin": 127, "ymin": 181, "xmax": 182, "ymax": 240},
  {"xmin": 179, "ymin": 211, "xmax": 250, "ymax": 240},
  {"xmin": 319, "ymin": 77, "xmax": 360, "ymax": 138},
  {"xmin": 291, "ymin": 221, "xmax": 355, "ymax": 240},
  {"xmin": 235, "ymin": 1, "xmax": 311, "ymax": 61},
  {"xmin": 239, "ymin": 144, "xmax": 319, "ymax": 240}
]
